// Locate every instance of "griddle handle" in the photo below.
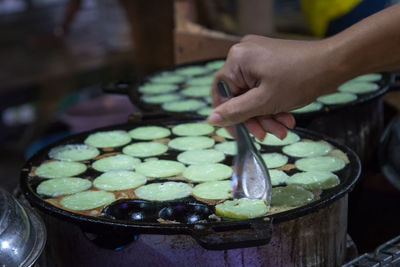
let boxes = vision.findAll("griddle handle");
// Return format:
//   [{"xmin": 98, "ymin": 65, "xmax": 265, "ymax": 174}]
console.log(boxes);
[
  {"xmin": 190, "ymin": 219, "xmax": 273, "ymax": 250},
  {"xmin": 102, "ymin": 80, "xmax": 134, "ymax": 95}
]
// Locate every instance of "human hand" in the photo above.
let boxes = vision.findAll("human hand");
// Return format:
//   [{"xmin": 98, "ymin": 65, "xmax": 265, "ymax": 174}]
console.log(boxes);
[{"xmin": 208, "ymin": 35, "xmax": 347, "ymax": 140}]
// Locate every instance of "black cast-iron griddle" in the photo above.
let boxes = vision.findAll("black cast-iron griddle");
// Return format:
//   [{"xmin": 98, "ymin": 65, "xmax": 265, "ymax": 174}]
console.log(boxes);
[{"xmin": 20, "ymin": 120, "xmax": 361, "ymax": 250}]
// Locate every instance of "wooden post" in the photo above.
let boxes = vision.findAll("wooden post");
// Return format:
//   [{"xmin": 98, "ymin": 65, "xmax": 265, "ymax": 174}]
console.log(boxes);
[{"xmin": 119, "ymin": 0, "xmax": 175, "ymax": 77}]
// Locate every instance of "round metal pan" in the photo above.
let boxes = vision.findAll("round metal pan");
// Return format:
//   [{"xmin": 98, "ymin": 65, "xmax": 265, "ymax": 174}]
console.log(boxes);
[
  {"xmin": 102, "ymin": 58, "xmax": 393, "ymax": 121},
  {"xmin": 102, "ymin": 58, "xmax": 220, "ymax": 121},
  {"xmin": 20, "ymin": 120, "xmax": 361, "ymax": 250}
]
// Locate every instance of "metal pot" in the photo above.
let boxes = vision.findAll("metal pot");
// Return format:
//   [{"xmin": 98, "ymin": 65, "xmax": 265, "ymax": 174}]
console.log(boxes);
[
  {"xmin": 296, "ymin": 98, "xmax": 383, "ymax": 165},
  {"xmin": 36, "ymin": 195, "xmax": 347, "ymax": 267},
  {"xmin": 20, "ymin": 121, "xmax": 361, "ymax": 266},
  {"xmin": 293, "ymin": 78, "xmax": 391, "ymax": 165},
  {"xmin": 0, "ymin": 188, "xmax": 46, "ymax": 267}
]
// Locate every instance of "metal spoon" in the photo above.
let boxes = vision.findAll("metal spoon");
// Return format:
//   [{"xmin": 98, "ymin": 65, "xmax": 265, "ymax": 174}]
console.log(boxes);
[{"xmin": 217, "ymin": 81, "xmax": 272, "ymax": 203}]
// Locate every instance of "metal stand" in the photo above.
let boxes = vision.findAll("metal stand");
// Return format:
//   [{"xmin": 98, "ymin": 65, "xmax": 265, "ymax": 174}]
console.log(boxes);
[{"xmin": 343, "ymin": 235, "xmax": 400, "ymax": 266}]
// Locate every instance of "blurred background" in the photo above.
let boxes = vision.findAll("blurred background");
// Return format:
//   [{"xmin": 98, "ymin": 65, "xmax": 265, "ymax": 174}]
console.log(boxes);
[{"xmin": 1, "ymin": 0, "xmax": 399, "ymax": 254}]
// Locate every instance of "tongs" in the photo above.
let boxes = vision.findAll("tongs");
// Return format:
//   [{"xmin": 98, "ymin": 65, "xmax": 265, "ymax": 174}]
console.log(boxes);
[{"xmin": 217, "ymin": 81, "xmax": 272, "ymax": 203}]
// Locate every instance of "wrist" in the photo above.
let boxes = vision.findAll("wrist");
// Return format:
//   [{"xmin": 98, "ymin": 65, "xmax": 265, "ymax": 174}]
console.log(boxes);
[
  {"xmin": 319, "ymin": 36, "xmax": 359, "ymax": 85},
  {"xmin": 300, "ymin": 38, "xmax": 353, "ymax": 98}
]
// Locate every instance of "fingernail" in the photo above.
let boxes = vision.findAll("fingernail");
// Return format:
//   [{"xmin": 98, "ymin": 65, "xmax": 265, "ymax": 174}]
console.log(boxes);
[
  {"xmin": 258, "ymin": 132, "xmax": 267, "ymax": 142},
  {"xmin": 278, "ymin": 130, "xmax": 288, "ymax": 140},
  {"xmin": 207, "ymin": 112, "xmax": 223, "ymax": 126}
]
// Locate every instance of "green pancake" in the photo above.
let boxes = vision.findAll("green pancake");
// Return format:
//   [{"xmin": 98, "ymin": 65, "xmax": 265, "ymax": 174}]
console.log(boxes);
[
  {"xmin": 49, "ymin": 144, "xmax": 99, "ymax": 161},
  {"xmin": 34, "ymin": 161, "xmax": 87, "ymax": 179},
  {"xmin": 92, "ymin": 154, "xmax": 141, "ymax": 172},
  {"xmin": 291, "ymin": 102, "xmax": 323, "ymax": 114},
  {"xmin": 282, "ymin": 141, "xmax": 331, "ymax": 158},
  {"xmin": 350, "ymin": 73, "xmax": 382, "ymax": 82},
  {"xmin": 261, "ymin": 153, "xmax": 289, "ymax": 169},
  {"xmin": 84, "ymin": 130, "xmax": 131, "ymax": 148},
  {"xmin": 162, "ymin": 99, "xmax": 206, "ymax": 112},
  {"xmin": 216, "ymin": 128, "xmax": 234, "ymax": 139},
  {"xmin": 139, "ymin": 84, "xmax": 179, "ymax": 94},
  {"xmin": 129, "ymin": 126, "xmax": 171, "ymax": 140},
  {"xmin": 197, "ymin": 107, "xmax": 214, "ymax": 116},
  {"xmin": 338, "ymin": 81, "xmax": 379, "ymax": 94},
  {"xmin": 135, "ymin": 160, "xmax": 186, "ymax": 178},
  {"xmin": 142, "ymin": 93, "xmax": 181, "ymax": 104},
  {"xmin": 60, "ymin": 190, "xmax": 115, "ymax": 210},
  {"xmin": 135, "ymin": 182, "xmax": 192, "ymax": 201},
  {"xmin": 150, "ymin": 73, "xmax": 185, "ymax": 84},
  {"xmin": 180, "ymin": 86, "xmax": 211, "ymax": 98},
  {"xmin": 256, "ymin": 131, "xmax": 300, "ymax": 146},
  {"xmin": 175, "ymin": 66, "xmax": 210, "ymax": 76},
  {"xmin": 287, "ymin": 171, "xmax": 340, "ymax": 190},
  {"xmin": 93, "ymin": 171, "xmax": 147, "ymax": 191},
  {"xmin": 214, "ymin": 141, "xmax": 261, "ymax": 156},
  {"xmin": 182, "ymin": 163, "xmax": 232, "ymax": 182},
  {"xmin": 123, "ymin": 142, "xmax": 168, "ymax": 158},
  {"xmin": 205, "ymin": 60, "xmax": 225, "ymax": 70},
  {"xmin": 216, "ymin": 198, "xmax": 269, "ymax": 219},
  {"xmin": 192, "ymin": 180, "xmax": 231, "ymax": 200},
  {"xmin": 317, "ymin": 92, "xmax": 357, "ymax": 105},
  {"xmin": 172, "ymin": 122, "xmax": 214, "ymax": 136},
  {"xmin": 187, "ymin": 75, "xmax": 214, "ymax": 86},
  {"xmin": 204, "ymin": 96, "xmax": 212, "ymax": 104},
  {"xmin": 168, "ymin": 136, "xmax": 215, "ymax": 151},
  {"xmin": 295, "ymin": 156, "xmax": 346, "ymax": 172},
  {"xmin": 269, "ymin": 169, "xmax": 290, "ymax": 186},
  {"xmin": 271, "ymin": 185, "xmax": 314, "ymax": 207},
  {"xmin": 36, "ymin": 177, "xmax": 92, "ymax": 197},
  {"xmin": 177, "ymin": 149, "xmax": 225, "ymax": 165}
]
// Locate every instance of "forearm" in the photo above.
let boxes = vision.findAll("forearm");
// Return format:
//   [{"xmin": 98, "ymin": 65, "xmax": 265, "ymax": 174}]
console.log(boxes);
[
  {"xmin": 208, "ymin": 3, "xmax": 400, "ymax": 137},
  {"xmin": 326, "ymin": 3, "xmax": 400, "ymax": 78}
]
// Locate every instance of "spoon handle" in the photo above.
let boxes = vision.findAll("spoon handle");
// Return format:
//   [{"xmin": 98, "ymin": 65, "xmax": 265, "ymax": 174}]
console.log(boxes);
[
  {"xmin": 217, "ymin": 80, "xmax": 272, "ymax": 202},
  {"xmin": 217, "ymin": 81, "xmax": 256, "ymax": 153}
]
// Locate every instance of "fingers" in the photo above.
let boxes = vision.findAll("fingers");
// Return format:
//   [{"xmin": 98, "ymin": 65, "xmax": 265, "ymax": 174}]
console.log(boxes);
[
  {"xmin": 245, "ymin": 118, "xmax": 267, "ymax": 141},
  {"xmin": 211, "ymin": 42, "xmax": 256, "ymax": 109},
  {"xmin": 244, "ymin": 116, "xmax": 294, "ymax": 141},
  {"xmin": 247, "ymin": 113, "xmax": 295, "ymax": 140},
  {"xmin": 208, "ymin": 87, "xmax": 266, "ymax": 126},
  {"xmin": 219, "ymin": 115, "xmax": 295, "ymax": 142},
  {"xmin": 256, "ymin": 116, "xmax": 289, "ymax": 140},
  {"xmin": 273, "ymin": 112, "xmax": 296, "ymax": 129},
  {"xmin": 208, "ymin": 37, "xmax": 297, "ymax": 140},
  {"xmin": 223, "ymin": 118, "xmax": 282, "ymax": 142},
  {"xmin": 222, "ymin": 120, "xmax": 265, "ymax": 141},
  {"xmin": 210, "ymin": 75, "xmax": 240, "ymax": 108}
]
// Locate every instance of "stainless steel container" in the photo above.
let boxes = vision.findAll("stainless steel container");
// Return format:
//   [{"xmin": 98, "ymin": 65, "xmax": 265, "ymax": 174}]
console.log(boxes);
[{"xmin": 0, "ymin": 188, "xmax": 46, "ymax": 267}]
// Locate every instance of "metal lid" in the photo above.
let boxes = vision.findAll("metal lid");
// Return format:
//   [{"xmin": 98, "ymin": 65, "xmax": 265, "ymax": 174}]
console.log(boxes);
[{"xmin": 0, "ymin": 188, "xmax": 46, "ymax": 267}]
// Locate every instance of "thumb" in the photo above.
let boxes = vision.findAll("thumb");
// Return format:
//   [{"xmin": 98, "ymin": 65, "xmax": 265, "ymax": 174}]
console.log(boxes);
[{"xmin": 208, "ymin": 87, "xmax": 269, "ymax": 126}]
